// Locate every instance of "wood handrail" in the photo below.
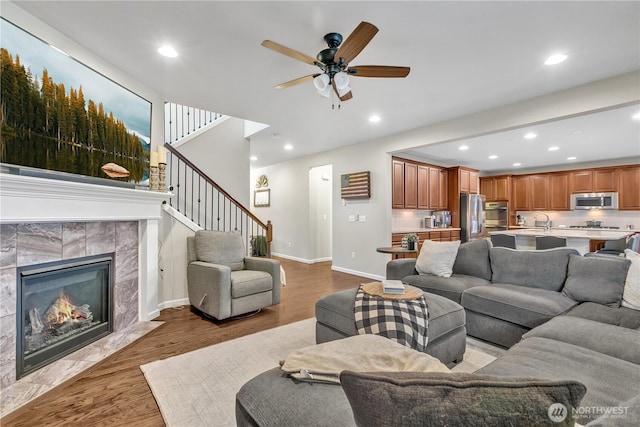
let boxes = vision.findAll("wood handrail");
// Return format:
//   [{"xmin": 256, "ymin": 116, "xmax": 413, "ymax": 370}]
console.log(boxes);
[{"xmin": 164, "ymin": 142, "xmax": 271, "ymax": 235}]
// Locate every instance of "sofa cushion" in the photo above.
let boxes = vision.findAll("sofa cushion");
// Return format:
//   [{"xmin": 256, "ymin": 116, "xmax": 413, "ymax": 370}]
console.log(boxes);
[
  {"xmin": 403, "ymin": 273, "xmax": 491, "ymax": 304},
  {"xmin": 622, "ymin": 249, "xmax": 640, "ymax": 310},
  {"xmin": 565, "ymin": 302, "xmax": 640, "ymax": 329},
  {"xmin": 415, "ymin": 240, "xmax": 461, "ymax": 277},
  {"xmin": 522, "ymin": 316, "xmax": 640, "ymax": 365},
  {"xmin": 490, "ymin": 247, "xmax": 579, "ymax": 291},
  {"xmin": 452, "ymin": 239, "xmax": 493, "ymax": 281},
  {"xmin": 194, "ymin": 230, "xmax": 245, "ymax": 271},
  {"xmin": 477, "ymin": 337, "xmax": 640, "ymax": 425},
  {"xmin": 462, "ymin": 284, "xmax": 578, "ymax": 329},
  {"xmin": 561, "ymin": 254, "xmax": 630, "ymax": 307},
  {"xmin": 340, "ymin": 371, "xmax": 586, "ymax": 427}
]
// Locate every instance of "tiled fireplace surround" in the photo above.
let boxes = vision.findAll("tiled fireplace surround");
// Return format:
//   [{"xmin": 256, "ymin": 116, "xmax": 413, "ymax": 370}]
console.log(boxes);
[{"xmin": 0, "ymin": 173, "xmax": 170, "ymax": 416}]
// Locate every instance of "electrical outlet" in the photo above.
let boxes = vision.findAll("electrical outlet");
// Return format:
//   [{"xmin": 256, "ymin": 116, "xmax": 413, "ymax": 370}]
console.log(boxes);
[
  {"xmin": 288, "ymin": 242, "xmax": 292, "ymax": 248},
  {"xmin": 348, "ymin": 215, "xmax": 356, "ymax": 222},
  {"xmin": 358, "ymin": 215, "xmax": 366, "ymax": 222},
  {"xmin": 351, "ymin": 251, "xmax": 356, "ymax": 259}
]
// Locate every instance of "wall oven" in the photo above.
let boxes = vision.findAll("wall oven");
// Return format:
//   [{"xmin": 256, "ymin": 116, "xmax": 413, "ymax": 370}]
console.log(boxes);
[{"xmin": 485, "ymin": 201, "xmax": 509, "ymax": 231}]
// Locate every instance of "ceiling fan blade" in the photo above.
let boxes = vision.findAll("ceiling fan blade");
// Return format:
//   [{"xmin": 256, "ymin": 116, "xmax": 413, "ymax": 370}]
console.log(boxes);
[
  {"xmin": 332, "ymin": 80, "xmax": 353, "ymax": 101},
  {"xmin": 261, "ymin": 40, "xmax": 318, "ymax": 65},
  {"xmin": 275, "ymin": 74, "xmax": 317, "ymax": 90},
  {"xmin": 334, "ymin": 22, "xmax": 378, "ymax": 65},
  {"xmin": 348, "ymin": 65, "xmax": 410, "ymax": 78}
]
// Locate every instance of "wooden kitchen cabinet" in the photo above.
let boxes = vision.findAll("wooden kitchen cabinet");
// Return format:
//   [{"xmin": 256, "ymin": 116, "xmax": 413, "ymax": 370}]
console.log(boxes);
[
  {"xmin": 481, "ymin": 175, "xmax": 511, "ymax": 201},
  {"xmin": 593, "ymin": 168, "xmax": 618, "ymax": 192},
  {"xmin": 571, "ymin": 167, "xmax": 618, "ymax": 193},
  {"xmin": 549, "ymin": 172, "xmax": 571, "ymax": 210},
  {"xmin": 417, "ymin": 164, "xmax": 429, "ymax": 210},
  {"xmin": 618, "ymin": 165, "xmax": 640, "ymax": 210},
  {"xmin": 438, "ymin": 169, "xmax": 448, "ymax": 209},
  {"xmin": 571, "ymin": 170, "xmax": 593, "ymax": 193},
  {"xmin": 511, "ymin": 175, "xmax": 531, "ymax": 210},
  {"xmin": 469, "ymin": 170, "xmax": 479, "ymax": 194},
  {"xmin": 404, "ymin": 162, "xmax": 418, "ymax": 209},
  {"xmin": 428, "ymin": 167, "xmax": 440, "ymax": 209},
  {"xmin": 530, "ymin": 174, "xmax": 549, "ymax": 210},
  {"xmin": 392, "ymin": 159, "xmax": 405, "ymax": 209}
]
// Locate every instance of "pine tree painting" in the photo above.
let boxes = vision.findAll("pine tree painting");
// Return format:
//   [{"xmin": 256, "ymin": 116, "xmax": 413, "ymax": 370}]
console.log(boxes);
[{"xmin": 0, "ymin": 19, "xmax": 151, "ymax": 183}]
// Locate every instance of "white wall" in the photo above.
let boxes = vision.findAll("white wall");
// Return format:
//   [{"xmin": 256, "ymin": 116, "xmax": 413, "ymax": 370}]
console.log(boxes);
[
  {"xmin": 252, "ymin": 71, "xmax": 640, "ymax": 279},
  {"xmin": 176, "ymin": 117, "xmax": 250, "ymax": 207}
]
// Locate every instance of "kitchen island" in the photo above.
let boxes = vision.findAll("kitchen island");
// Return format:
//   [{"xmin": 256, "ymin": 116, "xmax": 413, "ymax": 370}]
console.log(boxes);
[{"xmin": 489, "ymin": 228, "xmax": 632, "ymax": 254}]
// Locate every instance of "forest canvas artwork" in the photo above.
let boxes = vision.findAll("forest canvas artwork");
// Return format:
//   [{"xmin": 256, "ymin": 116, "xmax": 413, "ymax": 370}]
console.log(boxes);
[{"xmin": 0, "ymin": 19, "xmax": 151, "ymax": 183}]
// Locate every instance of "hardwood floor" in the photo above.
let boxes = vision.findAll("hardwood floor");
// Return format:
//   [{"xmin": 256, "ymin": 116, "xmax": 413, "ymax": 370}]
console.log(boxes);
[{"xmin": 2, "ymin": 258, "xmax": 368, "ymax": 426}]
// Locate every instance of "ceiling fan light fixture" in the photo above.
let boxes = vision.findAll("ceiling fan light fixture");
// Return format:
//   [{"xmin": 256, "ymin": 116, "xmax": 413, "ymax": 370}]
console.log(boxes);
[
  {"xmin": 317, "ymin": 85, "xmax": 331, "ymax": 98},
  {"xmin": 334, "ymin": 72, "xmax": 350, "ymax": 90},
  {"xmin": 337, "ymin": 84, "xmax": 351, "ymax": 97},
  {"xmin": 313, "ymin": 74, "xmax": 330, "ymax": 91}
]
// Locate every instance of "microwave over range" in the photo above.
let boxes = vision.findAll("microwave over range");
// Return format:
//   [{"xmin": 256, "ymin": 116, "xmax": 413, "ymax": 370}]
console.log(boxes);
[{"xmin": 571, "ymin": 192, "xmax": 618, "ymax": 210}]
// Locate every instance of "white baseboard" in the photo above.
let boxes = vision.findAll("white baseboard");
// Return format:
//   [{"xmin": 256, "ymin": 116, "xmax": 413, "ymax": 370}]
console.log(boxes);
[
  {"xmin": 158, "ymin": 298, "xmax": 190, "ymax": 310},
  {"xmin": 271, "ymin": 252, "xmax": 332, "ymax": 264},
  {"xmin": 330, "ymin": 265, "xmax": 384, "ymax": 282}
]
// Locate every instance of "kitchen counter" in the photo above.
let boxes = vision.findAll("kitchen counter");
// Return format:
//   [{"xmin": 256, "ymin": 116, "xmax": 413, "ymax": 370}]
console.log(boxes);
[
  {"xmin": 489, "ymin": 228, "xmax": 632, "ymax": 254},
  {"xmin": 392, "ymin": 227, "xmax": 461, "ymax": 233},
  {"xmin": 492, "ymin": 228, "xmax": 632, "ymax": 240}
]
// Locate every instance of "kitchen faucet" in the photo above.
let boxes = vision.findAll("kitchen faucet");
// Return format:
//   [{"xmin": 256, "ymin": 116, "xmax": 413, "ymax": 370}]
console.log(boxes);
[{"xmin": 534, "ymin": 213, "xmax": 551, "ymax": 232}]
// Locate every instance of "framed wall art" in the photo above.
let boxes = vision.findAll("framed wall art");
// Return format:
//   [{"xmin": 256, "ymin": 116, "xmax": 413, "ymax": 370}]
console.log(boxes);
[
  {"xmin": 254, "ymin": 189, "xmax": 270, "ymax": 207},
  {"xmin": 0, "ymin": 18, "xmax": 151, "ymax": 184}
]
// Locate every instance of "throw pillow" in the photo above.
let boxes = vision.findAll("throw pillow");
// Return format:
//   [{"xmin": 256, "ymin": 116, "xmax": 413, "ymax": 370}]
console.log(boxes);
[
  {"xmin": 622, "ymin": 249, "xmax": 640, "ymax": 310},
  {"xmin": 415, "ymin": 240, "xmax": 461, "ymax": 277},
  {"xmin": 561, "ymin": 254, "xmax": 631, "ymax": 307},
  {"xmin": 340, "ymin": 371, "xmax": 586, "ymax": 427}
]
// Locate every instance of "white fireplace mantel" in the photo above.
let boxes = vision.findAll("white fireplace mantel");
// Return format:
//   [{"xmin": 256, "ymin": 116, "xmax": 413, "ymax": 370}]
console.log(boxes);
[
  {"xmin": 0, "ymin": 173, "xmax": 171, "ymax": 223},
  {"xmin": 0, "ymin": 173, "xmax": 172, "ymax": 321}
]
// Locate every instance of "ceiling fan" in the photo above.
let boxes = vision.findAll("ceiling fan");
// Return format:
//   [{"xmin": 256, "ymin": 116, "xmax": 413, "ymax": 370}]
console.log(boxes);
[{"xmin": 261, "ymin": 22, "xmax": 410, "ymax": 102}]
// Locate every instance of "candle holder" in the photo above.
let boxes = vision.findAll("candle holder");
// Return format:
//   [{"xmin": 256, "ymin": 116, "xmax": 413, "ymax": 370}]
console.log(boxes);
[
  {"xmin": 150, "ymin": 165, "xmax": 159, "ymax": 191},
  {"xmin": 158, "ymin": 163, "xmax": 167, "ymax": 192}
]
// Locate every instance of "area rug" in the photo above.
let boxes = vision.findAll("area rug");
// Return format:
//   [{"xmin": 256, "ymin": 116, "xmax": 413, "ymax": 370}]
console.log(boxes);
[{"xmin": 140, "ymin": 318, "xmax": 499, "ymax": 427}]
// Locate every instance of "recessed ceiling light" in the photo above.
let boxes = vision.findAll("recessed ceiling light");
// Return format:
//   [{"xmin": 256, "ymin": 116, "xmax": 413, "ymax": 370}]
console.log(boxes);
[
  {"xmin": 459, "ymin": 145, "xmax": 469, "ymax": 151},
  {"xmin": 488, "ymin": 155, "xmax": 498, "ymax": 160},
  {"xmin": 369, "ymin": 115, "xmax": 381, "ymax": 123},
  {"xmin": 567, "ymin": 156, "xmax": 577, "ymax": 161},
  {"xmin": 158, "ymin": 46, "xmax": 178, "ymax": 58},
  {"xmin": 513, "ymin": 163, "xmax": 522, "ymax": 167},
  {"xmin": 548, "ymin": 146, "xmax": 559, "ymax": 151},
  {"xmin": 250, "ymin": 156, "xmax": 258, "ymax": 161},
  {"xmin": 284, "ymin": 144, "xmax": 293, "ymax": 151},
  {"xmin": 633, "ymin": 112, "xmax": 640, "ymax": 120},
  {"xmin": 524, "ymin": 132, "xmax": 537, "ymax": 140},
  {"xmin": 545, "ymin": 53, "xmax": 567, "ymax": 65}
]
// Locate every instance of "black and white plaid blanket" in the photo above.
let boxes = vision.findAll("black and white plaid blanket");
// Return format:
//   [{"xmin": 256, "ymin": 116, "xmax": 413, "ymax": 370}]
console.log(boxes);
[{"xmin": 354, "ymin": 286, "xmax": 429, "ymax": 352}]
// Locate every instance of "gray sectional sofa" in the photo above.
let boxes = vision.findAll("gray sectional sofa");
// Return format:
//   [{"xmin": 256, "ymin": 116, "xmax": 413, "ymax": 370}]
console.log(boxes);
[
  {"xmin": 236, "ymin": 241, "xmax": 640, "ymax": 426},
  {"xmin": 387, "ymin": 240, "xmax": 638, "ymax": 347}
]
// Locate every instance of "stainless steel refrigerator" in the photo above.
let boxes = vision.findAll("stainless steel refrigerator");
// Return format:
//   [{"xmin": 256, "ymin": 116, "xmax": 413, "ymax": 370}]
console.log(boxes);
[{"xmin": 460, "ymin": 193, "xmax": 487, "ymax": 242}]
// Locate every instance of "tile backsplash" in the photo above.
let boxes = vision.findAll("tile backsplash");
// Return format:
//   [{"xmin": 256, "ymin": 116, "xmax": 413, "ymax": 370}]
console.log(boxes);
[{"xmin": 516, "ymin": 210, "xmax": 639, "ymax": 229}]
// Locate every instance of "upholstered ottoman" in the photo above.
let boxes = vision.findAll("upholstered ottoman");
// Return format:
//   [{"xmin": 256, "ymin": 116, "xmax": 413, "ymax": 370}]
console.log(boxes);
[{"xmin": 315, "ymin": 287, "xmax": 466, "ymax": 365}]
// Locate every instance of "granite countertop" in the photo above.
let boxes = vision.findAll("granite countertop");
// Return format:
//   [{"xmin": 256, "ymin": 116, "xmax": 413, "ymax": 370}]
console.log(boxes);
[
  {"xmin": 393, "ymin": 227, "xmax": 462, "ymax": 234},
  {"xmin": 491, "ymin": 228, "xmax": 632, "ymax": 240}
]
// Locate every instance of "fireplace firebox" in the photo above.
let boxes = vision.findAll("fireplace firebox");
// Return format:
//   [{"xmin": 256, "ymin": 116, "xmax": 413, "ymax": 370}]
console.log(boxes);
[{"xmin": 17, "ymin": 254, "xmax": 114, "ymax": 379}]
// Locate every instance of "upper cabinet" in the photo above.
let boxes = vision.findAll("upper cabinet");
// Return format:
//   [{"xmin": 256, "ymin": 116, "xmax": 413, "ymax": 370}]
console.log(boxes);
[
  {"xmin": 530, "ymin": 174, "xmax": 549, "ymax": 210},
  {"xmin": 571, "ymin": 168, "xmax": 618, "ymax": 193},
  {"xmin": 511, "ymin": 175, "xmax": 531, "ymax": 210},
  {"xmin": 480, "ymin": 175, "xmax": 511, "ymax": 201},
  {"xmin": 449, "ymin": 166, "xmax": 479, "ymax": 194},
  {"xmin": 392, "ymin": 159, "xmax": 405, "ymax": 209},
  {"xmin": 393, "ymin": 158, "xmax": 448, "ymax": 210},
  {"xmin": 548, "ymin": 172, "xmax": 571, "ymax": 210},
  {"xmin": 618, "ymin": 165, "xmax": 640, "ymax": 210}
]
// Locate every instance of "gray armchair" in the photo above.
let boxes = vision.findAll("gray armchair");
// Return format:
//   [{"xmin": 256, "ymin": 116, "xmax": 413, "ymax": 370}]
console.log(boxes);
[{"xmin": 187, "ymin": 230, "xmax": 281, "ymax": 320}]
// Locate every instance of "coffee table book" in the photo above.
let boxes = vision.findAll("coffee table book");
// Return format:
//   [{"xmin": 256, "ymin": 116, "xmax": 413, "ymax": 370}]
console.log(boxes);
[{"xmin": 382, "ymin": 280, "xmax": 405, "ymax": 294}]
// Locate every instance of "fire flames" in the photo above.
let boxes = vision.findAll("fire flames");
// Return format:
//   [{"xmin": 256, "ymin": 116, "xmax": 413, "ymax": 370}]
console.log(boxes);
[{"xmin": 45, "ymin": 293, "xmax": 86, "ymax": 325}]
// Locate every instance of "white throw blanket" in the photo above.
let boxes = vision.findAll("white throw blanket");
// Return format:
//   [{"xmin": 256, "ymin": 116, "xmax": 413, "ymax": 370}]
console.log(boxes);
[{"xmin": 280, "ymin": 334, "xmax": 449, "ymax": 384}]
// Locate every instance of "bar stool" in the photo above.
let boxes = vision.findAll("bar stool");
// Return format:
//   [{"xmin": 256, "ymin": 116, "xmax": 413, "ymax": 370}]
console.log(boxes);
[
  {"xmin": 490, "ymin": 234, "xmax": 517, "ymax": 249},
  {"xmin": 535, "ymin": 236, "xmax": 567, "ymax": 250}
]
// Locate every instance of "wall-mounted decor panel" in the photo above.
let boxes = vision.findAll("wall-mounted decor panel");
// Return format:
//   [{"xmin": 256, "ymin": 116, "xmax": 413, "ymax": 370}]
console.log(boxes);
[
  {"xmin": 0, "ymin": 19, "xmax": 151, "ymax": 184},
  {"xmin": 341, "ymin": 171, "xmax": 370, "ymax": 199}
]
